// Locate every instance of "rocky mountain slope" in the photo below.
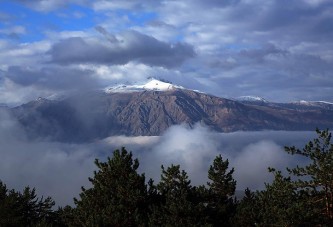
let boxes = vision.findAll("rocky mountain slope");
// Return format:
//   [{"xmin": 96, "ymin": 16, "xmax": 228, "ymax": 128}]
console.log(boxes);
[{"xmin": 9, "ymin": 80, "xmax": 333, "ymax": 142}]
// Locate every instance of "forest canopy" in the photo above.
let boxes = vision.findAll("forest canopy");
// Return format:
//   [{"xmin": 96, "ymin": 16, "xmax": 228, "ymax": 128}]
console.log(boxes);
[{"xmin": 1, "ymin": 129, "xmax": 332, "ymax": 226}]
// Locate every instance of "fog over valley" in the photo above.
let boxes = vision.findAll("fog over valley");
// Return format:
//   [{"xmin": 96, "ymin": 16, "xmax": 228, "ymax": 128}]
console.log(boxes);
[{"xmin": 0, "ymin": 108, "xmax": 315, "ymax": 206}]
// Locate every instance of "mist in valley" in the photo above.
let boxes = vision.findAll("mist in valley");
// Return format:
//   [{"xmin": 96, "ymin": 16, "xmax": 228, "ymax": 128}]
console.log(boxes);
[{"xmin": 0, "ymin": 109, "xmax": 315, "ymax": 206}]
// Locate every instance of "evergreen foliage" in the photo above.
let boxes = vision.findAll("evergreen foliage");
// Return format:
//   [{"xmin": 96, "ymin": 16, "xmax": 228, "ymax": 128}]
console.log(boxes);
[
  {"xmin": 255, "ymin": 170, "xmax": 307, "ymax": 226},
  {"xmin": 72, "ymin": 147, "xmax": 148, "ymax": 226},
  {"xmin": 284, "ymin": 128, "xmax": 333, "ymax": 225},
  {"xmin": 246, "ymin": 129, "xmax": 333, "ymax": 226},
  {"xmin": 1, "ymin": 129, "xmax": 333, "ymax": 226},
  {"xmin": 232, "ymin": 188, "xmax": 258, "ymax": 226},
  {"xmin": 149, "ymin": 164, "xmax": 208, "ymax": 226},
  {"xmin": 207, "ymin": 155, "xmax": 236, "ymax": 226},
  {"xmin": 0, "ymin": 181, "xmax": 57, "ymax": 226}
]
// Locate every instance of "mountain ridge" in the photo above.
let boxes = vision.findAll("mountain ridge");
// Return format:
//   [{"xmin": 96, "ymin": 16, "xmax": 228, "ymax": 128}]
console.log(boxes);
[{"xmin": 9, "ymin": 82, "xmax": 333, "ymax": 142}]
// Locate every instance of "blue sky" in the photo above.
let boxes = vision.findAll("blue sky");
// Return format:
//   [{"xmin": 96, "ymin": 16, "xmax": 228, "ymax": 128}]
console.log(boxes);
[{"xmin": 0, "ymin": 0, "xmax": 333, "ymax": 104}]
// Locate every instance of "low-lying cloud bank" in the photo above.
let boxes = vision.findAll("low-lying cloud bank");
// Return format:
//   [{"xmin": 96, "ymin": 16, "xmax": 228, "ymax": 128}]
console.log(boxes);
[
  {"xmin": 135, "ymin": 125, "xmax": 313, "ymax": 190},
  {"xmin": 0, "ymin": 110, "xmax": 316, "ymax": 206}
]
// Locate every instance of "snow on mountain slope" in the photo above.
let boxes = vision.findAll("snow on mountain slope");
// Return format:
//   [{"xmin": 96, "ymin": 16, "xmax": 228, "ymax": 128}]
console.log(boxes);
[
  {"xmin": 294, "ymin": 100, "xmax": 333, "ymax": 105},
  {"xmin": 236, "ymin": 96, "xmax": 268, "ymax": 103},
  {"xmin": 105, "ymin": 79, "xmax": 184, "ymax": 93},
  {"xmin": 290, "ymin": 100, "xmax": 333, "ymax": 110}
]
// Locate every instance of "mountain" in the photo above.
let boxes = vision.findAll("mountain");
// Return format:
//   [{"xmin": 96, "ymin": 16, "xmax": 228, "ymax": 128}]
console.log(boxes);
[
  {"xmin": 9, "ymin": 79, "xmax": 333, "ymax": 142},
  {"xmin": 105, "ymin": 79, "xmax": 184, "ymax": 93},
  {"xmin": 235, "ymin": 96, "xmax": 269, "ymax": 104},
  {"xmin": 236, "ymin": 96, "xmax": 333, "ymax": 111}
]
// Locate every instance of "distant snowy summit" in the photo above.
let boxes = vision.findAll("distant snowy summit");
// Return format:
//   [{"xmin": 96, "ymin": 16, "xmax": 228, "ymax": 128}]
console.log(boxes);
[
  {"xmin": 291, "ymin": 100, "xmax": 333, "ymax": 110},
  {"xmin": 236, "ymin": 96, "xmax": 333, "ymax": 110},
  {"xmin": 236, "ymin": 96, "xmax": 268, "ymax": 103},
  {"xmin": 236, "ymin": 96, "xmax": 333, "ymax": 106},
  {"xmin": 293, "ymin": 100, "xmax": 333, "ymax": 106},
  {"xmin": 105, "ymin": 79, "xmax": 184, "ymax": 93}
]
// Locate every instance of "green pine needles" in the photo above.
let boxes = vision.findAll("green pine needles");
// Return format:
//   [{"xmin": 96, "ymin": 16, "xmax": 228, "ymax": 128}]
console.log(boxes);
[{"xmin": 1, "ymin": 129, "xmax": 333, "ymax": 226}]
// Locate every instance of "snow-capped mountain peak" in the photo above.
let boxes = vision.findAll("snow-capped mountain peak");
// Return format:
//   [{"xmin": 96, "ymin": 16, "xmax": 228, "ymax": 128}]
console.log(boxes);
[
  {"xmin": 143, "ymin": 79, "xmax": 177, "ymax": 90},
  {"xmin": 236, "ymin": 96, "xmax": 268, "ymax": 103},
  {"xmin": 105, "ymin": 79, "xmax": 184, "ymax": 93}
]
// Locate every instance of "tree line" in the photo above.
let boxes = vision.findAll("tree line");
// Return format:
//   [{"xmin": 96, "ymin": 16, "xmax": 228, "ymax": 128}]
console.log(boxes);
[{"xmin": 1, "ymin": 129, "xmax": 333, "ymax": 226}]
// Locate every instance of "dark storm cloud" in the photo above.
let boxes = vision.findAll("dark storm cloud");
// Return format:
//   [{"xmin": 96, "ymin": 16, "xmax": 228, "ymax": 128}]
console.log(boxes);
[
  {"xmin": 48, "ymin": 31, "xmax": 195, "ymax": 68},
  {"xmin": 4, "ymin": 65, "xmax": 98, "ymax": 90}
]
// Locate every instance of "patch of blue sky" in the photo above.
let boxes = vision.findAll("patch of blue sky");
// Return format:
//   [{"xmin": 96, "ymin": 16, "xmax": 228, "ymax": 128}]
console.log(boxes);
[
  {"xmin": 0, "ymin": 2, "xmax": 40, "ymax": 42},
  {"xmin": 173, "ymin": 34, "xmax": 185, "ymax": 42},
  {"xmin": 54, "ymin": 4, "xmax": 95, "ymax": 29},
  {"xmin": 0, "ymin": 2, "xmax": 95, "ymax": 42},
  {"xmin": 0, "ymin": 21, "xmax": 6, "ymax": 30},
  {"xmin": 125, "ymin": 11, "xmax": 157, "ymax": 26}
]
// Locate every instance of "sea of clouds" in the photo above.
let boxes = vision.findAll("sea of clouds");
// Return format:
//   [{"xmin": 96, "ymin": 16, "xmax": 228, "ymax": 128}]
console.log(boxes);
[{"xmin": 0, "ymin": 109, "xmax": 315, "ymax": 206}]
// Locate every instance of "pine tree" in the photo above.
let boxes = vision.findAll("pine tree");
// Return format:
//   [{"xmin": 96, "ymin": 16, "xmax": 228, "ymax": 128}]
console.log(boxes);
[
  {"xmin": 73, "ymin": 147, "xmax": 148, "ymax": 226},
  {"xmin": 206, "ymin": 155, "xmax": 236, "ymax": 226},
  {"xmin": 250, "ymin": 129, "xmax": 333, "ymax": 226},
  {"xmin": 0, "ymin": 181, "xmax": 57, "ymax": 226},
  {"xmin": 19, "ymin": 186, "xmax": 56, "ymax": 226},
  {"xmin": 149, "ymin": 164, "xmax": 208, "ymax": 226},
  {"xmin": 231, "ymin": 188, "xmax": 258, "ymax": 227},
  {"xmin": 255, "ymin": 170, "xmax": 307, "ymax": 226},
  {"xmin": 0, "ymin": 181, "xmax": 22, "ymax": 226},
  {"xmin": 284, "ymin": 128, "xmax": 333, "ymax": 224}
]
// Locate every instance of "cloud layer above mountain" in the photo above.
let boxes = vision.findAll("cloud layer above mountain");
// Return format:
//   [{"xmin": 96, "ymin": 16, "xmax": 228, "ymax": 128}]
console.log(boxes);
[{"xmin": 0, "ymin": 0, "xmax": 333, "ymax": 104}]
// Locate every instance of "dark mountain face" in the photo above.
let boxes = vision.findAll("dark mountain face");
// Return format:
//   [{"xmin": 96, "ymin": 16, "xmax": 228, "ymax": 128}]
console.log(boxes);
[{"xmin": 10, "ymin": 89, "xmax": 333, "ymax": 142}]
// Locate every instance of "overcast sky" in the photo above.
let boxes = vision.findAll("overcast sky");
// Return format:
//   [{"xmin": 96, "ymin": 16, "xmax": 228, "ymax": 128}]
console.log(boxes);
[{"xmin": 0, "ymin": 0, "xmax": 333, "ymax": 104}]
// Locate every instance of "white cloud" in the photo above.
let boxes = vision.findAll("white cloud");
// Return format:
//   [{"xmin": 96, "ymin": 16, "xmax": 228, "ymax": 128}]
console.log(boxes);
[
  {"xmin": 0, "ymin": 25, "xmax": 26, "ymax": 36},
  {"xmin": 93, "ymin": 1, "xmax": 137, "ymax": 11},
  {"xmin": 233, "ymin": 140, "xmax": 290, "ymax": 190},
  {"xmin": 142, "ymin": 124, "xmax": 220, "ymax": 185},
  {"xmin": 0, "ymin": 40, "xmax": 51, "ymax": 68},
  {"xmin": 0, "ymin": 110, "xmax": 316, "ymax": 206},
  {"xmin": 13, "ymin": 0, "xmax": 88, "ymax": 12},
  {"xmin": 92, "ymin": 0, "xmax": 158, "ymax": 11},
  {"xmin": 0, "ymin": 78, "xmax": 55, "ymax": 106}
]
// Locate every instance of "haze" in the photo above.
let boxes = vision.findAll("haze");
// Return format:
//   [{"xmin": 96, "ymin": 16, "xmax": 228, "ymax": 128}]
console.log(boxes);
[{"xmin": 0, "ymin": 109, "xmax": 314, "ymax": 206}]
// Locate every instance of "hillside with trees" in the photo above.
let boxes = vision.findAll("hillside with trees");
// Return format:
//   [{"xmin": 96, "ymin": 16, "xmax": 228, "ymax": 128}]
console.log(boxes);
[{"xmin": 1, "ymin": 129, "xmax": 332, "ymax": 226}]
